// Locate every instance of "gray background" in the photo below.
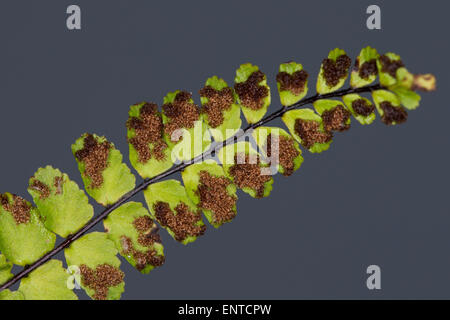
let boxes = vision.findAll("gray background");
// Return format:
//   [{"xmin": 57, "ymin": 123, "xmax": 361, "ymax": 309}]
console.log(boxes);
[{"xmin": 0, "ymin": 0, "xmax": 448, "ymax": 299}]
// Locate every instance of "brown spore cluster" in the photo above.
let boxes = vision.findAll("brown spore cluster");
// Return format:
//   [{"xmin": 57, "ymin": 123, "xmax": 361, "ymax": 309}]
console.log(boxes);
[
  {"xmin": 352, "ymin": 99, "xmax": 375, "ymax": 117},
  {"xmin": 127, "ymin": 103, "xmax": 168, "ymax": 163},
  {"xmin": 162, "ymin": 91, "xmax": 200, "ymax": 142},
  {"xmin": 379, "ymin": 55, "xmax": 404, "ymax": 78},
  {"xmin": 322, "ymin": 54, "xmax": 352, "ymax": 87},
  {"xmin": 29, "ymin": 180, "xmax": 50, "ymax": 199},
  {"xmin": 321, "ymin": 105, "xmax": 351, "ymax": 132},
  {"xmin": 75, "ymin": 134, "xmax": 111, "ymax": 189},
  {"xmin": 154, "ymin": 201, "xmax": 206, "ymax": 242},
  {"xmin": 234, "ymin": 71, "xmax": 269, "ymax": 110},
  {"xmin": 119, "ymin": 216, "xmax": 165, "ymax": 271},
  {"xmin": 294, "ymin": 119, "xmax": 333, "ymax": 149},
  {"xmin": 228, "ymin": 153, "xmax": 272, "ymax": 198},
  {"xmin": 199, "ymin": 86, "xmax": 234, "ymax": 128},
  {"xmin": 380, "ymin": 101, "xmax": 408, "ymax": 125},
  {"xmin": 276, "ymin": 70, "xmax": 309, "ymax": 95},
  {"xmin": 133, "ymin": 216, "xmax": 163, "ymax": 247},
  {"xmin": 354, "ymin": 58, "xmax": 378, "ymax": 79},
  {"xmin": 120, "ymin": 236, "xmax": 164, "ymax": 272},
  {"xmin": 197, "ymin": 171, "xmax": 237, "ymax": 224},
  {"xmin": 133, "ymin": 215, "xmax": 153, "ymax": 233},
  {"xmin": 1, "ymin": 194, "xmax": 31, "ymax": 225},
  {"xmin": 79, "ymin": 264, "xmax": 124, "ymax": 300},
  {"xmin": 54, "ymin": 176, "xmax": 64, "ymax": 195},
  {"xmin": 265, "ymin": 134, "xmax": 300, "ymax": 176}
]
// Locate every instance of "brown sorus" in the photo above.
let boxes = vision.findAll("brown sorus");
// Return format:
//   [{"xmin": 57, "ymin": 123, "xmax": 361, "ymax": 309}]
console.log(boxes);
[
  {"xmin": 120, "ymin": 234, "xmax": 164, "ymax": 272},
  {"xmin": 380, "ymin": 101, "xmax": 408, "ymax": 125},
  {"xmin": 75, "ymin": 134, "xmax": 111, "ymax": 189},
  {"xmin": 322, "ymin": 54, "xmax": 352, "ymax": 87},
  {"xmin": 265, "ymin": 134, "xmax": 300, "ymax": 176},
  {"xmin": 137, "ymin": 232, "xmax": 162, "ymax": 247},
  {"xmin": 133, "ymin": 215, "xmax": 162, "ymax": 247},
  {"xmin": 294, "ymin": 119, "xmax": 333, "ymax": 149},
  {"xmin": 29, "ymin": 180, "xmax": 50, "ymax": 199},
  {"xmin": 199, "ymin": 86, "xmax": 234, "ymax": 128},
  {"xmin": 127, "ymin": 102, "xmax": 168, "ymax": 163},
  {"xmin": 379, "ymin": 55, "xmax": 404, "ymax": 78},
  {"xmin": 1, "ymin": 194, "xmax": 31, "ymax": 225},
  {"xmin": 79, "ymin": 264, "xmax": 124, "ymax": 300},
  {"xmin": 54, "ymin": 176, "xmax": 64, "ymax": 195},
  {"xmin": 154, "ymin": 201, "xmax": 205, "ymax": 242},
  {"xmin": 132, "ymin": 248, "xmax": 165, "ymax": 270},
  {"xmin": 0, "ymin": 194, "xmax": 8, "ymax": 207},
  {"xmin": 228, "ymin": 153, "xmax": 272, "ymax": 198},
  {"xmin": 133, "ymin": 215, "xmax": 153, "ymax": 232},
  {"xmin": 321, "ymin": 105, "xmax": 351, "ymax": 132},
  {"xmin": 197, "ymin": 171, "xmax": 237, "ymax": 224},
  {"xmin": 234, "ymin": 71, "xmax": 269, "ymax": 110},
  {"xmin": 352, "ymin": 99, "xmax": 375, "ymax": 117},
  {"xmin": 162, "ymin": 91, "xmax": 200, "ymax": 142},
  {"xmin": 118, "ymin": 215, "xmax": 164, "ymax": 271},
  {"xmin": 354, "ymin": 58, "xmax": 378, "ymax": 79},
  {"xmin": 276, "ymin": 70, "xmax": 309, "ymax": 95}
]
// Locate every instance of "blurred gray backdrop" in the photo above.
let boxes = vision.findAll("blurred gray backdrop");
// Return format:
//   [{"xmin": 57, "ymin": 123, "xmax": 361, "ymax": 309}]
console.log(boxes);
[{"xmin": 0, "ymin": 0, "xmax": 448, "ymax": 299}]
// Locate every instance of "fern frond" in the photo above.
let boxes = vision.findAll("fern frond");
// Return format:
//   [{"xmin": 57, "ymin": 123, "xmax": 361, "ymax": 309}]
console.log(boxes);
[{"xmin": 0, "ymin": 46, "xmax": 437, "ymax": 300}]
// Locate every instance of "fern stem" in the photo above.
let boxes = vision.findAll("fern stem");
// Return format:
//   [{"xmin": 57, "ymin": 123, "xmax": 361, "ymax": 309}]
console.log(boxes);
[{"xmin": 0, "ymin": 82, "xmax": 382, "ymax": 292}]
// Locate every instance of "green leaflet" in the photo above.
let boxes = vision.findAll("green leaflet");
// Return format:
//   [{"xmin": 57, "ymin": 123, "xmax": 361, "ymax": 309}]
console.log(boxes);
[
  {"xmin": 350, "ymin": 46, "xmax": 379, "ymax": 88},
  {"xmin": 28, "ymin": 166, "xmax": 94, "ymax": 238},
  {"xmin": 181, "ymin": 160, "xmax": 238, "ymax": 228},
  {"xmin": 387, "ymin": 68, "xmax": 424, "ymax": 110},
  {"xmin": 390, "ymin": 85, "xmax": 421, "ymax": 110},
  {"xmin": 218, "ymin": 141, "xmax": 274, "ymax": 198},
  {"xmin": 252, "ymin": 126, "xmax": 303, "ymax": 176},
  {"xmin": 127, "ymin": 102, "xmax": 174, "ymax": 179},
  {"xmin": 313, "ymin": 99, "xmax": 343, "ymax": 114},
  {"xmin": 376, "ymin": 52, "xmax": 404, "ymax": 87},
  {"xmin": 162, "ymin": 90, "xmax": 211, "ymax": 161},
  {"xmin": 282, "ymin": 108, "xmax": 333, "ymax": 153},
  {"xmin": 64, "ymin": 232, "xmax": 124, "ymax": 300},
  {"xmin": 313, "ymin": 99, "xmax": 351, "ymax": 132},
  {"xmin": 104, "ymin": 202, "xmax": 165, "ymax": 274},
  {"xmin": 316, "ymin": 48, "xmax": 351, "ymax": 94},
  {"xmin": 234, "ymin": 63, "xmax": 271, "ymax": 124},
  {"xmin": 393, "ymin": 67, "xmax": 414, "ymax": 89},
  {"xmin": 199, "ymin": 76, "xmax": 242, "ymax": 142},
  {"xmin": 372, "ymin": 89, "xmax": 407, "ymax": 125},
  {"xmin": 0, "ymin": 193, "xmax": 55, "ymax": 266},
  {"xmin": 72, "ymin": 133, "xmax": 136, "ymax": 206},
  {"xmin": 342, "ymin": 94, "xmax": 376, "ymax": 125},
  {"xmin": 0, "ymin": 289, "xmax": 24, "ymax": 300},
  {"xmin": 18, "ymin": 259, "xmax": 78, "ymax": 300},
  {"xmin": 277, "ymin": 62, "xmax": 308, "ymax": 106},
  {"xmin": 0, "ymin": 254, "xmax": 13, "ymax": 285},
  {"xmin": 144, "ymin": 180, "xmax": 206, "ymax": 245}
]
